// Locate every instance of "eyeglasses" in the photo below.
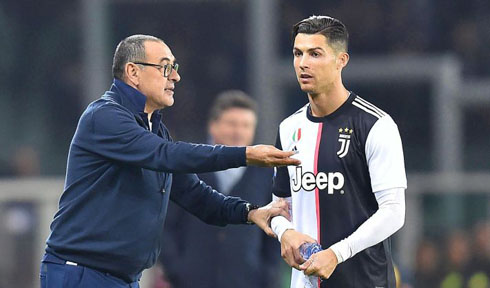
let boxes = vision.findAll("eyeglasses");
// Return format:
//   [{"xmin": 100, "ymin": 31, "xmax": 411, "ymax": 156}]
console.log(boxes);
[{"xmin": 133, "ymin": 62, "xmax": 179, "ymax": 78}]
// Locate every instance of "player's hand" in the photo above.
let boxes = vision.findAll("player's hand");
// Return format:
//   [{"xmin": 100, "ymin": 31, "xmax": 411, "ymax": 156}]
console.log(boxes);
[
  {"xmin": 299, "ymin": 248, "xmax": 338, "ymax": 279},
  {"xmin": 248, "ymin": 199, "xmax": 290, "ymax": 238},
  {"xmin": 246, "ymin": 145, "xmax": 301, "ymax": 167},
  {"xmin": 280, "ymin": 229, "xmax": 316, "ymax": 270}
]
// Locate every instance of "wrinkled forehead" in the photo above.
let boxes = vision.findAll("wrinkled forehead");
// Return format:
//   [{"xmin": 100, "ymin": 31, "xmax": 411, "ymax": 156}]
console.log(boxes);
[{"xmin": 144, "ymin": 40, "xmax": 176, "ymax": 63}]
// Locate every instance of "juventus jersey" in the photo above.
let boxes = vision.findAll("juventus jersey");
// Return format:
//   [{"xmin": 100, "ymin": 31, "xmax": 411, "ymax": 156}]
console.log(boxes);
[{"xmin": 273, "ymin": 92, "xmax": 407, "ymax": 288}]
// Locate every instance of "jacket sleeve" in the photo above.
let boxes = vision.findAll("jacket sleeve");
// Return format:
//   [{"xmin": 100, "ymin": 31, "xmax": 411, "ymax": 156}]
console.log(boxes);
[
  {"xmin": 169, "ymin": 172, "xmax": 249, "ymax": 226},
  {"xmin": 73, "ymin": 103, "xmax": 246, "ymax": 173}
]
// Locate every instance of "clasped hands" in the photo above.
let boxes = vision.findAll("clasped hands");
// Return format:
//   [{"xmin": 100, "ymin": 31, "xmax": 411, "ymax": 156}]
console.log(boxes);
[
  {"xmin": 280, "ymin": 229, "xmax": 339, "ymax": 280},
  {"xmin": 249, "ymin": 199, "xmax": 339, "ymax": 280}
]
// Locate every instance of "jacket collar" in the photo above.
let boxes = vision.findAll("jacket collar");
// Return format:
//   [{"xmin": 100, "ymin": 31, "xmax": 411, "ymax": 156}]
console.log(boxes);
[
  {"xmin": 110, "ymin": 78, "xmax": 147, "ymax": 114},
  {"xmin": 109, "ymin": 78, "xmax": 162, "ymax": 130}
]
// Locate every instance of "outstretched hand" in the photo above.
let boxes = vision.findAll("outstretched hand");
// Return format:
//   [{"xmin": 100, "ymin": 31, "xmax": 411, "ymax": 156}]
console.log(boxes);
[
  {"xmin": 248, "ymin": 199, "xmax": 291, "ymax": 238},
  {"xmin": 246, "ymin": 145, "xmax": 301, "ymax": 167}
]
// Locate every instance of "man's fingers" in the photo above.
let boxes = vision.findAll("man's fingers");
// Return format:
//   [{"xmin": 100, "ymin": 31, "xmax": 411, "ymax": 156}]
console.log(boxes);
[
  {"xmin": 301, "ymin": 256, "xmax": 319, "ymax": 276},
  {"xmin": 275, "ymin": 150, "xmax": 297, "ymax": 158},
  {"xmin": 272, "ymin": 199, "xmax": 292, "ymax": 220},
  {"xmin": 299, "ymin": 257, "xmax": 313, "ymax": 271},
  {"xmin": 246, "ymin": 145, "xmax": 301, "ymax": 167},
  {"xmin": 281, "ymin": 247, "xmax": 300, "ymax": 270},
  {"xmin": 276, "ymin": 207, "xmax": 290, "ymax": 219},
  {"xmin": 272, "ymin": 157, "xmax": 301, "ymax": 167},
  {"xmin": 287, "ymin": 256, "xmax": 301, "ymax": 270},
  {"xmin": 271, "ymin": 198, "xmax": 287, "ymax": 209},
  {"xmin": 263, "ymin": 226, "xmax": 276, "ymax": 238},
  {"xmin": 293, "ymin": 247, "xmax": 306, "ymax": 266}
]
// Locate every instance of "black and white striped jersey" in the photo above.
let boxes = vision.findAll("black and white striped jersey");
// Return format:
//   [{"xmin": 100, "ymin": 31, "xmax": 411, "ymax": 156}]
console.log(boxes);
[{"xmin": 273, "ymin": 92, "xmax": 407, "ymax": 288}]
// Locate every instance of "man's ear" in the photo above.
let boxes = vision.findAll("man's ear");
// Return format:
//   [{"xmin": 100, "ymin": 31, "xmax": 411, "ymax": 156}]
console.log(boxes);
[
  {"xmin": 336, "ymin": 52, "xmax": 349, "ymax": 70},
  {"xmin": 125, "ymin": 63, "xmax": 140, "ymax": 86}
]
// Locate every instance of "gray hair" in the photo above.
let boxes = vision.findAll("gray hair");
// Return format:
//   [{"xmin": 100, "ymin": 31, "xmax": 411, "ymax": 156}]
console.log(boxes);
[{"xmin": 112, "ymin": 34, "xmax": 164, "ymax": 80}]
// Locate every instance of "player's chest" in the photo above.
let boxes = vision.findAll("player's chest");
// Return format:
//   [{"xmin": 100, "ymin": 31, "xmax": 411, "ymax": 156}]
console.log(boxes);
[{"xmin": 286, "ymin": 121, "xmax": 364, "ymax": 168}]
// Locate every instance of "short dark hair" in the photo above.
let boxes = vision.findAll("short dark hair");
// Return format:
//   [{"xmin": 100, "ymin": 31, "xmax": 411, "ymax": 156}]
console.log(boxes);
[
  {"xmin": 112, "ymin": 34, "xmax": 164, "ymax": 80},
  {"xmin": 208, "ymin": 90, "xmax": 258, "ymax": 122},
  {"xmin": 292, "ymin": 15, "xmax": 349, "ymax": 52}
]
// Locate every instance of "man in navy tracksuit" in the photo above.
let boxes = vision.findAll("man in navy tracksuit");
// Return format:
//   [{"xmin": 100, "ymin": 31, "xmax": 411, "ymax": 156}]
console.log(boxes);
[{"xmin": 40, "ymin": 35, "xmax": 298, "ymax": 288}]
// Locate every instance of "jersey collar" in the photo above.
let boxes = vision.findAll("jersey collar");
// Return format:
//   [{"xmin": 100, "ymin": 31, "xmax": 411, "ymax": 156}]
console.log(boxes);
[{"xmin": 306, "ymin": 92, "xmax": 355, "ymax": 123}]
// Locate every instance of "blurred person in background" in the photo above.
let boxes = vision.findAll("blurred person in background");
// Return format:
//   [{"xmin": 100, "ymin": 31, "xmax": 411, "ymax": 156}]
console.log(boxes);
[
  {"xmin": 161, "ymin": 91, "xmax": 280, "ymax": 288},
  {"xmin": 11, "ymin": 145, "xmax": 41, "ymax": 177},
  {"xmin": 440, "ymin": 230, "xmax": 472, "ymax": 288},
  {"xmin": 0, "ymin": 145, "xmax": 40, "ymax": 177},
  {"xmin": 39, "ymin": 34, "xmax": 300, "ymax": 288},
  {"xmin": 471, "ymin": 222, "xmax": 490, "ymax": 272},
  {"xmin": 270, "ymin": 16, "xmax": 406, "ymax": 288},
  {"xmin": 414, "ymin": 238, "xmax": 442, "ymax": 288},
  {"xmin": 466, "ymin": 222, "xmax": 490, "ymax": 288}
]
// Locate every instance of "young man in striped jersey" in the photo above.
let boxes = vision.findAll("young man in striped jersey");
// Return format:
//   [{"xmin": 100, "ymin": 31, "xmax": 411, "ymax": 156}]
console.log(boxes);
[{"xmin": 271, "ymin": 16, "xmax": 407, "ymax": 288}]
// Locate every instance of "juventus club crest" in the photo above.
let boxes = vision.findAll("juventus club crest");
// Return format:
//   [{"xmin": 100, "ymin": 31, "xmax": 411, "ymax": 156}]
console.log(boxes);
[{"xmin": 337, "ymin": 127, "xmax": 353, "ymax": 158}]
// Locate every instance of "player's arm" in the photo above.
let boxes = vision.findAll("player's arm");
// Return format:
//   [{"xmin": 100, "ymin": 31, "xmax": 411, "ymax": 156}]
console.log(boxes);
[
  {"xmin": 77, "ymin": 104, "xmax": 299, "ymax": 173},
  {"xmin": 301, "ymin": 187, "xmax": 405, "ymax": 278},
  {"xmin": 301, "ymin": 115, "xmax": 407, "ymax": 279}
]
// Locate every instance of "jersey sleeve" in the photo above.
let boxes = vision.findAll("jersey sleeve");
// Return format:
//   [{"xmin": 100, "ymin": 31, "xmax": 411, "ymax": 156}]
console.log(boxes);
[
  {"xmin": 272, "ymin": 129, "xmax": 292, "ymax": 197},
  {"xmin": 365, "ymin": 115, "xmax": 407, "ymax": 192}
]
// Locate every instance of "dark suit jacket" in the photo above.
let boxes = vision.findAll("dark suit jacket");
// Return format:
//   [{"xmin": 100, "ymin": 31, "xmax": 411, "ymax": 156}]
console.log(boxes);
[{"xmin": 161, "ymin": 166, "xmax": 281, "ymax": 288}]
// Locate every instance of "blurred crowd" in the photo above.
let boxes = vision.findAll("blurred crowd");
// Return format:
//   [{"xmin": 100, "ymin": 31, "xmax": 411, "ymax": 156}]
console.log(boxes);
[
  {"xmin": 0, "ymin": 1, "xmax": 489, "ymax": 288},
  {"xmin": 401, "ymin": 222, "xmax": 490, "ymax": 288}
]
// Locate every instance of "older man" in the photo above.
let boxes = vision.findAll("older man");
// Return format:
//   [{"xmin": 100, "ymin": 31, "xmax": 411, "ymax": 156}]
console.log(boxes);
[{"xmin": 40, "ymin": 35, "xmax": 298, "ymax": 288}]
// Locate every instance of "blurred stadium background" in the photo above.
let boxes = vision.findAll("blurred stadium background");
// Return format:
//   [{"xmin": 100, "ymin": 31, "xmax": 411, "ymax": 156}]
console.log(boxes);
[{"xmin": 0, "ymin": 1, "xmax": 489, "ymax": 287}]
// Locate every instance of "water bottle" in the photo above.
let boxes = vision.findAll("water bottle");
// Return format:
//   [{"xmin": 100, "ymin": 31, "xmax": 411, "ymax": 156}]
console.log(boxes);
[
  {"xmin": 299, "ymin": 242, "xmax": 323, "ymax": 287},
  {"xmin": 299, "ymin": 242, "xmax": 322, "ymax": 261}
]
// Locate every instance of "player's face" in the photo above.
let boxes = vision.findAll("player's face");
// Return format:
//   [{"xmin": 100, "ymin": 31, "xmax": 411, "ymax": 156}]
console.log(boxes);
[
  {"xmin": 209, "ymin": 108, "xmax": 257, "ymax": 146},
  {"xmin": 293, "ymin": 33, "xmax": 347, "ymax": 95},
  {"xmin": 137, "ymin": 41, "xmax": 181, "ymax": 111}
]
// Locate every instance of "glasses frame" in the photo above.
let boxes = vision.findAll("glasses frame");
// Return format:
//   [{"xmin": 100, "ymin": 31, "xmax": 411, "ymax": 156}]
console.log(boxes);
[{"xmin": 133, "ymin": 62, "xmax": 179, "ymax": 78}]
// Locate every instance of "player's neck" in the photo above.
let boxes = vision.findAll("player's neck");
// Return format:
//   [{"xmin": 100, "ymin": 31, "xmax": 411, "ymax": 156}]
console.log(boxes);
[{"xmin": 308, "ymin": 85, "xmax": 350, "ymax": 117}]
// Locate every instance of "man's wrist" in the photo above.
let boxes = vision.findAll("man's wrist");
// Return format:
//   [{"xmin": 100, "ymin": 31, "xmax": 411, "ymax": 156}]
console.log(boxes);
[
  {"xmin": 329, "ymin": 240, "xmax": 350, "ymax": 264},
  {"xmin": 245, "ymin": 203, "xmax": 259, "ymax": 224},
  {"xmin": 245, "ymin": 146, "xmax": 254, "ymax": 166}
]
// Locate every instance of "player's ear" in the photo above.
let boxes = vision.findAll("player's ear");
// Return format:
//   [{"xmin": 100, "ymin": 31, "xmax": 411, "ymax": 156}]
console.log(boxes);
[
  {"xmin": 336, "ymin": 52, "xmax": 349, "ymax": 70},
  {"xmin": 125, "ymin": 62, "xmax": 141, "ymax": 86}
]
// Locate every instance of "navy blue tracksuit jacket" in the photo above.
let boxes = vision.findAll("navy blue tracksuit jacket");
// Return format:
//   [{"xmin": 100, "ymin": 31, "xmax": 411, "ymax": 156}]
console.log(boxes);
[{"xmin": 45, "ymin": 79, "xmax": 250, "ymax": 283}]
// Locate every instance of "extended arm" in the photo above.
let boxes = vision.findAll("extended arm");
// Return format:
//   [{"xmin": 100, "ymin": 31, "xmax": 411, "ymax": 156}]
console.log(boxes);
[
  {"xmin": 76, "ymin": 104, "xmax": 299, "ymax": 174},
  {"xmin": 170, "ymin": 173, "xmax": 289, "ymax": 236}
]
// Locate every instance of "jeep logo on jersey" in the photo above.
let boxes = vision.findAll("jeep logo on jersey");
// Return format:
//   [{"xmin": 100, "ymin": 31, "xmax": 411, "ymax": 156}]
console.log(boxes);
[
  {"xmin": 337, "ymin": 127, "xmax": 353, "ymax": 158},
  {"xmin": 292, "ymin": 166, "xmax": 345, "ymax": 194}
]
